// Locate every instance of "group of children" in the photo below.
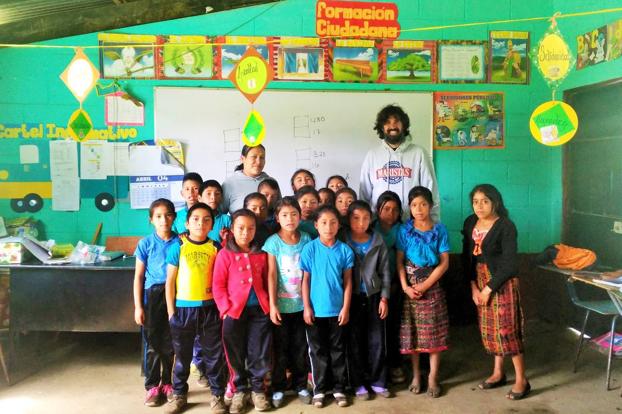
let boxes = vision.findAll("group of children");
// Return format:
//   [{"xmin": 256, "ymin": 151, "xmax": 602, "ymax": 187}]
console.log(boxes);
[{"xmin": 133, "ymin": 155, "xmax": 528, "ymax": 414}]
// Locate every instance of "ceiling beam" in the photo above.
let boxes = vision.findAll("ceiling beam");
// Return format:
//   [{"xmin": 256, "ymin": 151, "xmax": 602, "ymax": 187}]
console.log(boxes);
[{"xmin": 0, "ymin": 0, "xmax": 282, "ymax": 44}]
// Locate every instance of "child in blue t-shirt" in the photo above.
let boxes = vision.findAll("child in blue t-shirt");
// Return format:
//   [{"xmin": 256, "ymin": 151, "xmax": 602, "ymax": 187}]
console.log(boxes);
[
  {"xmin": 198, "ymin": 180, "xmax": 231, "ymax": 244},
  {"xmin": 173, "ymin": 172, "xmax": 202, "ymax": 234},
  {"xmin": 300, "ymin": 205, "xmax": 353, "ymax": 408},
  {"xmin": 263, "ymin": 197, "xmax": 312, "ymax": 407},
  {"xmin": 133, "ymin": 198, "xmax": 178, "ymax": 407}
]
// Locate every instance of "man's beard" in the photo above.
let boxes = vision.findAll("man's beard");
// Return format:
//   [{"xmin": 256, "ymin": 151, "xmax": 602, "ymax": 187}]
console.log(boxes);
[{"xmin": 384, "ymin": 130, "xmax": 405, "ymax": 145}]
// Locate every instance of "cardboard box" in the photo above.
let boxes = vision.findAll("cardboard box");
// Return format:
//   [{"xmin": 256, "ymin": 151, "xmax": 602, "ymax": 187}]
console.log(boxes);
[{"xmin": 0, "ymin": 241, "xmax": 31, "ymax": 264}]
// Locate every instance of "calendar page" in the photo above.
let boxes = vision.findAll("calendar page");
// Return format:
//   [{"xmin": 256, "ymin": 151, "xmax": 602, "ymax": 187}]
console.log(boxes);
[{"xmin": 129, "ymin": 175, "xmax": 183, "ymax": 209}]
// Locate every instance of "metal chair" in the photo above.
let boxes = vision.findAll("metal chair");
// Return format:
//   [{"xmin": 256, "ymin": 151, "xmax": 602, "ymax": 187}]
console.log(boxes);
[{"xmin": 566, "ymin": 278, "xmax": 619, "ymax": 390}]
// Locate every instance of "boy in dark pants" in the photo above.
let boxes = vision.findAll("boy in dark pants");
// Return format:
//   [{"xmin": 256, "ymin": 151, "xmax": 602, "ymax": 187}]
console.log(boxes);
[
  {"xmin": 165, "ymin": 203, "xmax": 227, "ymax": 414},
  {"xmin": 301, "ymin": 205, "xmax": 353, "ymax": 408}
]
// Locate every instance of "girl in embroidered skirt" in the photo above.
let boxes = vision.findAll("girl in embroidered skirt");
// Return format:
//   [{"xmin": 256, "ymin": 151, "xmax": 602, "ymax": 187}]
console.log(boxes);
[
  {"xmin": 397, "ymin": 186, "xmax": 449, "ymax": 398},
  {"xmin": 462, "ymin": 184, "xmax": 529, "ymax": 400}
]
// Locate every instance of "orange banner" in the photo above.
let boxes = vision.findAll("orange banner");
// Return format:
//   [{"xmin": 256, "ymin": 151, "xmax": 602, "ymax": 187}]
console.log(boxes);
[{"xmin": 316, "ymin": 0, "xmax": 400, "ymax": 39}]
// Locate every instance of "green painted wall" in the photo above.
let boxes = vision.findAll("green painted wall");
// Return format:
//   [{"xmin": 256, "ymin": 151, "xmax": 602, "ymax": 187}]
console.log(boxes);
[{"xmin": 0, "ymin": 0, "xmax": 619, "ymax": 252}]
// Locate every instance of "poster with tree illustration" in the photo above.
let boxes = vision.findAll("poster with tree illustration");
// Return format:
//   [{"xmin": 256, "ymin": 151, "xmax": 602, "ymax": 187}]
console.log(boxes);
[
  {"xmin": 433, "ymin": 92, "xmax": 504, "ymax": 150},
  {"xmin": 159, "ymin": 35, "xmax": 216, "ymax": 79},
  {"xmin": 488, "ymin": 31, "xmax": 529, "ymax": 84},
  {"xmin": 382, "ymin": 40, "xmax": 436, "ymax": 83},
  {"xmin": 99, "ymin": 33, "xmax": 156, "ymax": 79}
]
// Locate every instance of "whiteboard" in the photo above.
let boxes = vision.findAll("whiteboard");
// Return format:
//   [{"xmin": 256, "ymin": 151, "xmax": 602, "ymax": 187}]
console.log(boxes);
[{"xmin": 154, "ymin": 88, "xmax": 432, "ymax": 196}]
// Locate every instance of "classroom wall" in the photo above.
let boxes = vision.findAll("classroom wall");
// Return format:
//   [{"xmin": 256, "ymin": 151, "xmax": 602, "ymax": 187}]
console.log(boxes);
[{"xmin": 1, "ymin": 0, "xmax": 619, "ymax": 252}]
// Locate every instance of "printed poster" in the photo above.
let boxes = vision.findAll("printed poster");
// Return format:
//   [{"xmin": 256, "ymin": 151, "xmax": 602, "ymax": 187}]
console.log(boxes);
[
  {"xmin": 433, "ymin": 92, "xmax": 504, "ymax": 150},
  {"xmin": 329, "ymin": 39, "xmax": 381, "ymax": 82},
  {"xmin": 577, "ymin": 26, "xmax": 607, "ymax": 69},
  {"xmin": 99, "ymin": 33, "xmax": 156, "ymax": 79},
  {"xmin": 218, "ymin": 36, "xmax": 272, "ymax": 79},
  {"xmin": 489, "ymin": 31, "xmax": 529, "ymax": 84},
  {"xmin": 382, "ymin": 40, "xmax": 436, "ymax": 83},
  {"xmin": 607, "ymin": 19, "xmax": 622, "ymax": 61},
  {"xmin": 274, "ymin": 37, "xmax": 326, "ymax": 81},
  {"xmin": 438, "ymin": 41, "xmax": 487, "ymax": 83},
  {"xmin": 159, "ymin": 35, "xmax": 216, "ymax": 79}
]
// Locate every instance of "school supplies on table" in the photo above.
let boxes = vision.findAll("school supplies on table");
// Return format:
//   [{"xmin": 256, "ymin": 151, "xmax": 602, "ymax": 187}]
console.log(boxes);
[{"xmin": 0, "ymin": 235, "xmax": 70, "ymax": 264}]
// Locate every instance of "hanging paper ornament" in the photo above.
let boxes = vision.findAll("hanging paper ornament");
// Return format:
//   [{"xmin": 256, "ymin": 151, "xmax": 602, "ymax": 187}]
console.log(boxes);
[
  {"xmin": 229, "ymin": 46, "xmax": 274, "ymax": 104},
  {"xmin": 529, "ymin": 100, "xmax": 578, "ymax": 146},
  {"xmin": 60, "ymin": 48, "xmax": 100, "ymax": 104},
  {"xmin": 67, "ymin": 108, "xmax": 94, "ymax": 141},
  {"xmin": 529, "ymin": 16, "xmax": 575, "ymax": 90},
  {"xmin": 242, "ymin": 110, "xmax": 266, "ymax": 147}
]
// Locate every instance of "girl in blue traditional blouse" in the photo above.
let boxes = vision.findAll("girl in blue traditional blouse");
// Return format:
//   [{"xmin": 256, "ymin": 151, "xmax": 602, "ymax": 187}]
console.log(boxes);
[{"xmin": 397, "ymin": 186, "xmax": 449, "ymax": 398}]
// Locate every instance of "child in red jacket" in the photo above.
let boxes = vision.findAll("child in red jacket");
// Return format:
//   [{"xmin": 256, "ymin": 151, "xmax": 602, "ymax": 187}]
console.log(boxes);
[{"xmin": 213, "ymin": 208, "xmax": 272, "ymax": 414}]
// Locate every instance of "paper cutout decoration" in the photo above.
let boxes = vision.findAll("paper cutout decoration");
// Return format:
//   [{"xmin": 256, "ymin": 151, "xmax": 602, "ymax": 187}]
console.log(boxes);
[
  {"xmin": 530, "ymin": 26, "xmax": 574, "ymax": 89},
  {"xmin": 60, "ymin": 48, "xmax": 100, "ymax": 103},
  {"xmin": 229, "ymin": 47, "xmax": 274, "ymax": 104},
  {"xmin": 67, "ymin": 108, "xmax": 94, "ymax": 141},
  {"xmin": 529, "ymin": 100, "xmax": 578, "ymax": 146},
  {"xmin": 242, "ymin": 110, "xmax": 266, "ymax": 147}
]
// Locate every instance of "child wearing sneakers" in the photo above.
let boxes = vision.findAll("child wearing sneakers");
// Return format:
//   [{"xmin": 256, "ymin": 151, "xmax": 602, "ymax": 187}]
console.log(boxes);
[
  {"xmin": 345, "ymin": 200, "xmax": 392, "ymax": 400},
  {"xmin": 173, "ymin": 172, "xmax": 202, "ymax": 234},
  {"xmin": 133, "ymin": 198, "xmax": 177, "ymax": 407},
  {"xmin": 213, "ymin": 209, "xmax": 273, "ymax": 414},
  {"xmin": 263, "ymin": 197, "xmax": 313, "ymax": 407},
  {"xmin": 165, "ymin": 203, "xmax": 227, "ymax": 414},
  {"xmin": 301, "ymin": 205, "xmax": 354, "ymax": 408}
]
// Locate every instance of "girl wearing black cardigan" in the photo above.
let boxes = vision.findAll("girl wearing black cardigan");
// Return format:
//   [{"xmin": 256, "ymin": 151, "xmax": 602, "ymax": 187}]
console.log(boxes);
[{"xmin": 462, "ymin": 184, "xmax": 530, "ymax": 400}]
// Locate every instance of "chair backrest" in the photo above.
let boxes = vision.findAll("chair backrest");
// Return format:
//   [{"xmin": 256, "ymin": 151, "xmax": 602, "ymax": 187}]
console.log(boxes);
[
  {"xmin": 105, "ymin": 236, "xmax": 141, "ymax": 256},
  {"xmin": 565, "ymin": 278, "xmax": 582, "ymax": 306}
]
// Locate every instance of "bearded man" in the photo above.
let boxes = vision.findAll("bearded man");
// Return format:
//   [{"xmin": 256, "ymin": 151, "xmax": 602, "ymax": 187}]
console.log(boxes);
[{"xmin": 359, "ymin": 104, "xmax": 440, "ymax": 221}]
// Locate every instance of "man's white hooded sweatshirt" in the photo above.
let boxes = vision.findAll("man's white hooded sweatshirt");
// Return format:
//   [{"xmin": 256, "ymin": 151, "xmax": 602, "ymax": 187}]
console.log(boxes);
[{"xmin": 359, "ymin": 136, "xmax": 440, "ymax": 221}]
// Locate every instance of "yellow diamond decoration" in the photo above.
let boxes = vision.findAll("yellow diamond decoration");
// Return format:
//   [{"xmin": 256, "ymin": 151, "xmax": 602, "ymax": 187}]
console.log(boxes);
[{"xmin": 60, "ymin": 48, "xmax": 100, "ymax": 103}]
